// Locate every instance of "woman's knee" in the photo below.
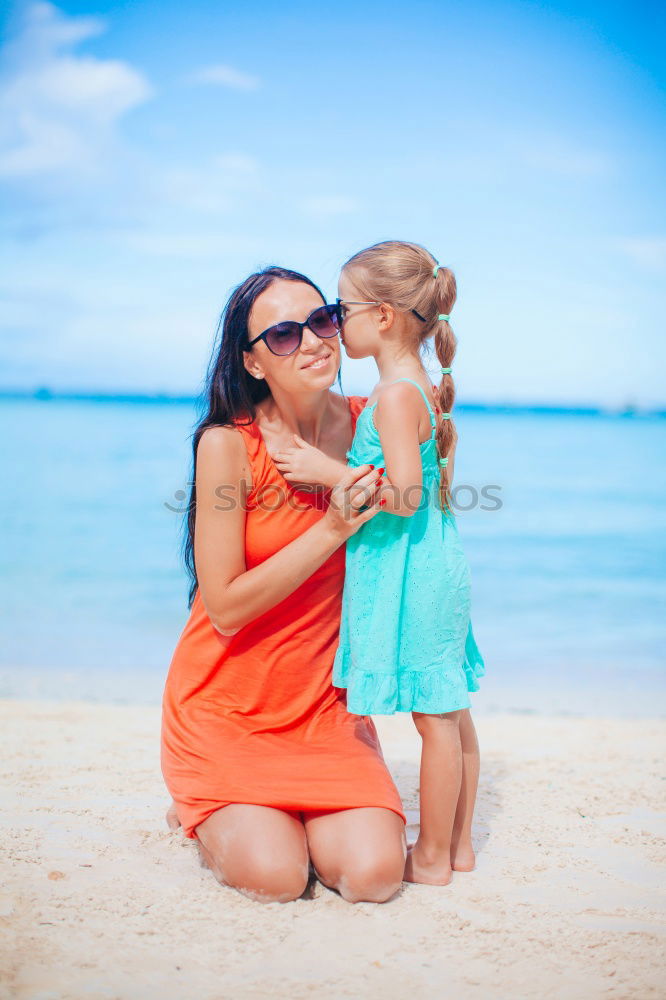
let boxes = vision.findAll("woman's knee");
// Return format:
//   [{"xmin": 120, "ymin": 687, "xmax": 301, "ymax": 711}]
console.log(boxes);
[
  {"xmin": 196, "ymin": 807, "xmax": 310, "ymax": 903},
  {"xmin": 336, "ymin": 850, "xmax": 405, "ymax": 904},
  {"xmin": 305, "ymin": 805, "xmax": 406, "ymax": 904},
  {"xmin": 203, "ymin": 839, "xmax": 309, "ymax": 902},
  {"xmin": 233, "ymin": 853, "xmax": 310, "ymax": 903}
]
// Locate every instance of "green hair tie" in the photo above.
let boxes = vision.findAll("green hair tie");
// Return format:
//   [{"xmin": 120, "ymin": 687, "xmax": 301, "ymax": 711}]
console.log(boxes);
[
  {"xmin": 441, "ymin": 412, "xmax": 451, "ymax": 420},
  {"xmin": 438, "ymin": 313, "xmax": 450, "ymax": 321},
  {"xmin": 433, "ymin": 263, "xmax": 441, "ymax": 277},
  {"xmin": 439, "ymin": 456, "xmax": 449, "ymax": 467},
  {"xmin": 440, "ymin": 367, "xmax": 452, "ymax": 374}
]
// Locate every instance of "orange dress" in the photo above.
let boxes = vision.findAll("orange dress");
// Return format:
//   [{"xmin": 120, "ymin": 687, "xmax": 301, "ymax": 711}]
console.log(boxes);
[{"xmin": 161, "ymin": 394, "xmax": 406, "ymax": 840}]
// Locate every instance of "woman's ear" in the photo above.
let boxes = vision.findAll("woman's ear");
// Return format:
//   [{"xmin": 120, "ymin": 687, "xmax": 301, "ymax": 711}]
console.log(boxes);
[{"xmin": 242, "ymin": 352, "xmax": 265, "ymax": 381}]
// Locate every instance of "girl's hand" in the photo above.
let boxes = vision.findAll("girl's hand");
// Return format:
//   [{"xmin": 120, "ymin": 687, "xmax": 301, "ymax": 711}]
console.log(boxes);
[
  {"xmin": 322, "ymin": 464, "xmax": 385, "ymax": 543},
  {"xmin": 273, "ymin": 434, "xmax": 342, "ymax": 487}
]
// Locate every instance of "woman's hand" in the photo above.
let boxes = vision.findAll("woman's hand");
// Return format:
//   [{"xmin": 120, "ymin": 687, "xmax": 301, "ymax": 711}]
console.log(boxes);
[
  {"xmin": 322, "ymin": 464, "xmax": 385, "ymax": 543},
  {"xmin": 272, "ymin": 434, "xmax": 343, "ymax": 488}
]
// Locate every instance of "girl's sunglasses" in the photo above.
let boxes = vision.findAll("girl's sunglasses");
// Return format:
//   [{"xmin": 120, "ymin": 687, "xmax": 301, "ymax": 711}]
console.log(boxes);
[
  {"xmin": 245, "ymin": 303, "xmax": 342, "ymax": 357},
  {"xmin": 337, "ymin": 297, "xmax": 426, "ymax": 323}
]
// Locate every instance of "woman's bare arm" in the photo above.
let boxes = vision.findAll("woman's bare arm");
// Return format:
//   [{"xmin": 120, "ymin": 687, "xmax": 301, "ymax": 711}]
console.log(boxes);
[{"xmin": 194, "ymin": 426, "xmax": 382, "ymax": 634}]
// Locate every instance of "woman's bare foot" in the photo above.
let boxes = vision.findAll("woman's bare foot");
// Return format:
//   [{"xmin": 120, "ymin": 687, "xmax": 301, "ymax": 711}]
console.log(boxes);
[
  {"xmin": 166, "ymin": 799, "xmax": 181, "ymax": 831},
  {"xmin": 450, "ymin": 835, "xmax": 476, "ymax": 872},
  {"xmin": 403, "ymin": 841, "xmax": 453, "ymax": 886}
]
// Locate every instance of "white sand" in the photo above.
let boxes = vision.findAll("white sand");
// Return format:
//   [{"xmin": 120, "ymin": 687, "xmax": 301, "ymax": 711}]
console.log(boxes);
[{"xmin": 1, "ymin": 699, "xmax": 665, "ymax": 1000}]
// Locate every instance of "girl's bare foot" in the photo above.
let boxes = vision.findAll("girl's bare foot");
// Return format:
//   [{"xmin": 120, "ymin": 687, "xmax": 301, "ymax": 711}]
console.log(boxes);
[
  {"xmin": 411, "ymin": 837, "xmax": 475, "ymax": 870},
  {"xmin": 450, "ymin": 836, "xmax": 476, "ymax": 872},
  {"xmin": 403, "ymin": 842, "xmax": 453, "ymax": 886},
  {"xmin": 166, "ymin": 799, "xmax": 181, "ymax": 831}
]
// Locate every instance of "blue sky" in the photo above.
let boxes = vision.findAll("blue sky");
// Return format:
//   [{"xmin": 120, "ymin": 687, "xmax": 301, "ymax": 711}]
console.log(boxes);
[{"xmin": 0, "ymin": 0, "xmax": 664, "ymax": 405}]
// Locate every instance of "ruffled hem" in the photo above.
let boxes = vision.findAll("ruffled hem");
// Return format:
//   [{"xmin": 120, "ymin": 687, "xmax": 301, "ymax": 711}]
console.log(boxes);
[
  {"xmin": 334, "ymin": 664, "xmax": 469, "ymax": 715},
  {"xmin": 333, "ymin": 624, "xmax": 486, "ymax": 716}
]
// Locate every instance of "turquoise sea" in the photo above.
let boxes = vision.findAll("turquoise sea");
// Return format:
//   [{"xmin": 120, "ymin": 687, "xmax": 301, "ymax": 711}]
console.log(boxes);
[{"xmin": 2, "ymin": 394, "xmax": 664, "ymax": 717}]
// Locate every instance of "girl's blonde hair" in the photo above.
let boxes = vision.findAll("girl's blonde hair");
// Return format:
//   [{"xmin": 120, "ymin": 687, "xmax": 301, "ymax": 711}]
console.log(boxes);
[{"xmin": 341, "ymin": 240, "xmax": 458, "ymax": 515}]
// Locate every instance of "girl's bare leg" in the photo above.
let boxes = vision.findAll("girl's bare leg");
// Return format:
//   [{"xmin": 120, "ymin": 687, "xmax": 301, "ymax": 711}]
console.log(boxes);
[
  {"xmin": 404, "ymin": 709, "xmax": 463, "ymax": 885},
  {"xmin": 194, "ymin": 804, "xmax": 310, "ymax": 904},
  {"xmin": 450, "ymin": 709, "xmax": 480, "ymax": 871},
  {"xmin": 303, "ymin": 806, "xmax": 406, "ymax": 903}
]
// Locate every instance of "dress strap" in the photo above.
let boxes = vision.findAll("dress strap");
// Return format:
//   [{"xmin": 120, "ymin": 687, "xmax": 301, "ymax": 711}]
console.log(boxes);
[{"xmin": 389, "ymin": 378, "xmax": 437, "ymax": 438}]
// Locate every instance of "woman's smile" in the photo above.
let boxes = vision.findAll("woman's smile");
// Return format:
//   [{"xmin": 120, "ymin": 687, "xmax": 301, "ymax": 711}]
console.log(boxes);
[{"xmin": 301, "ymin": 352, "xmax": 332, "ymax": 370}]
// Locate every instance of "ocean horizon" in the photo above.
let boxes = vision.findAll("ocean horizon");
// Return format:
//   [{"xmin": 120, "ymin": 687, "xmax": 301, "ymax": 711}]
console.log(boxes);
[
  {"xmin": 1, "ymin": 385, "xmax": 664, "ymax": 419},
  {"xmin": 2, "ymin": 393, "xmax": 665, "ymax": 718}
]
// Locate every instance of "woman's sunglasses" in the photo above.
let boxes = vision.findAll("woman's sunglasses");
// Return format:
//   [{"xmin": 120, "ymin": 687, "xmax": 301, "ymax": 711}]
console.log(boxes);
[{"xmin": 245, "ymin": 303, "xmax": 342, "ymax": 357}]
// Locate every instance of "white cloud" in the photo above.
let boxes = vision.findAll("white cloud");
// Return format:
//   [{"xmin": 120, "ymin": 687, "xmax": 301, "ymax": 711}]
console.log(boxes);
[
  {"xmin": 189, "ymin": 64, "xmax": 260, "ymax": 91},
  {"xmin": 614, "ymin": 236, "xmax": 666, "ymax": 272},
  {"xmin": 0, "ymin": 114, "xmax": 86, "ymax": 174},
  {"xmin": 301, "ymin": 195, "xmax": 358, "ymax": 218},
  {"xmin": 0, "ymin": 2, "xmax": 152, "ymax": 178}
]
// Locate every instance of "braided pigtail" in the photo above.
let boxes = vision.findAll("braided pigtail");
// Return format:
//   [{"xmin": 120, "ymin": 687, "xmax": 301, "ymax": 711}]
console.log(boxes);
[{"xmin": 431, "ymin": 263, "xmax": 458, "ymax": 516}]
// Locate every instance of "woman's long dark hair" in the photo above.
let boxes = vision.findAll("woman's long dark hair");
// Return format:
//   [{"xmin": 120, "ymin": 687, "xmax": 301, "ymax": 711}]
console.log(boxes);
[{"xmin": 182, "ymin": 266, "xmax": 343, "ymax": 608}]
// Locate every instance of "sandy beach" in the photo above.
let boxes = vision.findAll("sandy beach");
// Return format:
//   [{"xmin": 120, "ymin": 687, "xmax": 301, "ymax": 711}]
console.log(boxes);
[{"xmin": 1, "ymin": 699, "xmax": 664, "ymax": 1000}]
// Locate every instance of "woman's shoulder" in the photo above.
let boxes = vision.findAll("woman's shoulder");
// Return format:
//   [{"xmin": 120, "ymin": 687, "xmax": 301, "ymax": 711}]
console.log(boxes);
[
  {"xmin": 199, "ymin": 421, "xmax": 249, "ymax": 446},
  {"xmin": 197, "ymin": 421, "xmax": 257, "ymax": 468},
  {"xmin": 199, "ymin": 406, "xmax": 263, "ymax": 441},
  {"xmin": 196, "ymin": 423, "xmax": 256, "ymax": 497}
]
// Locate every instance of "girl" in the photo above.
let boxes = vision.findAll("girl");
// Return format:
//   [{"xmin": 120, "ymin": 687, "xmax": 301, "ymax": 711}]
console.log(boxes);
[{"xmin": 273, "ymin": 240, "xmax": 485, "ymax": 886}]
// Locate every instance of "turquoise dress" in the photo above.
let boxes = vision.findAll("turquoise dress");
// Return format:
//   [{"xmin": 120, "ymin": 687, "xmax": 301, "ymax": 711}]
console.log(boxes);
[{"xmin": 332, "ymin": 378, "xmax": 486, "ymax": 715}]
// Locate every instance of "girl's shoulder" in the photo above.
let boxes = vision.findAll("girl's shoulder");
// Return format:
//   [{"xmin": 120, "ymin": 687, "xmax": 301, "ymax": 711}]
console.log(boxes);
[{"xmin": 373, "ymin": 379, "xmax": 435, "ymax": 419}]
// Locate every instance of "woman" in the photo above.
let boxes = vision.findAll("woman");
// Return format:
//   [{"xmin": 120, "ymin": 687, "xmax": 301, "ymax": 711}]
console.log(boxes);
[{"xmin": 161, "ymin": 266, "xmax": 407, "ymax": 904}]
